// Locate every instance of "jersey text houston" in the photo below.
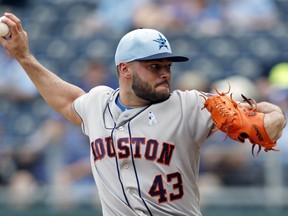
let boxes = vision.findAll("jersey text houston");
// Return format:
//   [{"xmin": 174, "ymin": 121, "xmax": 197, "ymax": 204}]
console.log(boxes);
[{"xmin": 91, "ymin": 136, "xmax": 175, "ymax": 166}]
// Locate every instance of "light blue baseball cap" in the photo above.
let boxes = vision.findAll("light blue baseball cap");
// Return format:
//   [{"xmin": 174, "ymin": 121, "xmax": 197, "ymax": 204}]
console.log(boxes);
[{"xmin": 115, "ymin": 28, "xmax": 189, "ymax": 66}]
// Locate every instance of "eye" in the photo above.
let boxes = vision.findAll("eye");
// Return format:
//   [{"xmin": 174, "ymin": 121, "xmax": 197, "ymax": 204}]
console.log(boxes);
[
  {"xmin": 150, "ymin": 64, "xmax": 161, "ymax": 70},
  {"xmin": 148, "ymin": 64, "xmax": 172, "ymax": 72},
  {"xmin": 166, "ymin": 64, "xmax": 172, "ymax": 70}
]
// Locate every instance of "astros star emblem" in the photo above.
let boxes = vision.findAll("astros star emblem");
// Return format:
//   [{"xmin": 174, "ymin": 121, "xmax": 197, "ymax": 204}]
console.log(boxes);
[{"xmin": 153, "ymin": 34, "xmax": 168, "ymax": 50}]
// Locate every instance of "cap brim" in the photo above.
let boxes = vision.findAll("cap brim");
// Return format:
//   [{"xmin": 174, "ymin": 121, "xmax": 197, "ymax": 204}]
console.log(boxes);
[{"xmin": 134, "ymin": 52, "xmax": 189, "ymax": 62}]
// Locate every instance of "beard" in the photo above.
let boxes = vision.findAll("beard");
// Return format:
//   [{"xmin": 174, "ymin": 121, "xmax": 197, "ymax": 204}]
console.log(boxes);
[{"xmin": 131, "ymin": 72, "xmax": 170, "ymax": 103}]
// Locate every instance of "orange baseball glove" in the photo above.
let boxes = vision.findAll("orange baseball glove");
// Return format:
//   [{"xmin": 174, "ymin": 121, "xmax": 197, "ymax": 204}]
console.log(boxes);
[{"xmin": 201, "ymin": 84, "xmax": 279, "ymax": 156}]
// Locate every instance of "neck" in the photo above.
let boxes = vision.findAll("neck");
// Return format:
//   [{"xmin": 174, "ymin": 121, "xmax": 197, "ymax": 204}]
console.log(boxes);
[{"xmin": 119, "ymin": 89, "xmax": 150, "ymax": 108}]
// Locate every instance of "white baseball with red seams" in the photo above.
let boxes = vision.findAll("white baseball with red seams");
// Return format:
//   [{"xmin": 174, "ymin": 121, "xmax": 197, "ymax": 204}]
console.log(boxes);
[{"xmin": 0, "ymin": 17, "xmax": 10, "ymax": 37}]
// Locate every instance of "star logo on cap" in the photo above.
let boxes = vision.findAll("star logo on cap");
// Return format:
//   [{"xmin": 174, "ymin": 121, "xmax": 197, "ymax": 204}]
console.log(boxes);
[{"xmin": 153, "ymin": 34, "xmax": 168, "ymax": 50}]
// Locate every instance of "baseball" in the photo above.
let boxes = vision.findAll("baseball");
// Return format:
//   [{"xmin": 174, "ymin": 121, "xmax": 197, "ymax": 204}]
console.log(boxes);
[{"xmin": 0, "ymin": 19, "xmax": 10, "ymax": 37}]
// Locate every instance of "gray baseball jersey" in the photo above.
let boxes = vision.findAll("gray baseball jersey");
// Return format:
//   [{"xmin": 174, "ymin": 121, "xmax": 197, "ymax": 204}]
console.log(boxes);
[{"xmin": 73, "ymin": 86, "xmax": 213, "ymax": 216}]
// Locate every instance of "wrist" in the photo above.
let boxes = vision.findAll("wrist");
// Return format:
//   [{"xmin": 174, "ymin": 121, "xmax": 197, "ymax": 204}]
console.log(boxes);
[{"xmin": 16, "ymin": 52, "xmax": 34, "ymax": 65}]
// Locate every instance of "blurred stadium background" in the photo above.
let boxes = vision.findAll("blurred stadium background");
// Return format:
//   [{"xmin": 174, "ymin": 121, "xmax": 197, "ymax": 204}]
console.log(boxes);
[{"xmin": 1, "ymin": 0, "xmax": 288, "ymax": 215}]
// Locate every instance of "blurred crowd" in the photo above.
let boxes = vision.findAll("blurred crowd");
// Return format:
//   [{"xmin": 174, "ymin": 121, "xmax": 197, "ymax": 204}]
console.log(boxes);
[
  {"xmin": 0, "ymin": 0, "xmax": 288, "ymax": 211},
  {"xmin": 74, "ymin": 0, "xmax": 280, "ymax": 36}
]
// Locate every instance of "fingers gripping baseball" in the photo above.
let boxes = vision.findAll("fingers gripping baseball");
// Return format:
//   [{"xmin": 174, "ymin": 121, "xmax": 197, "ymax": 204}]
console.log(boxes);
[
  {"xmin": 0, "ymin": 13, "xmax": 30, "ymax": 60},
  {"xmin": 201, "ymin": 84, "xmax": 280, "ymax": 156}
]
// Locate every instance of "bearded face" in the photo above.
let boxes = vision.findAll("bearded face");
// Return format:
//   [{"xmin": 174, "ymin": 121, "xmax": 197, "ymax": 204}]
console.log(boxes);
[{"xmin": 131, "ymin": 70, "xmax": 171, "ymax": 103}]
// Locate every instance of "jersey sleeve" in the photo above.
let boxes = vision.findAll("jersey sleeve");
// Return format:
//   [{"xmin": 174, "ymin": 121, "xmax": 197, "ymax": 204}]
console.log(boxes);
[
  {"xmin": 180, "ymin": 90, "xmax": 214, "ymax": 145},
  {"xmin": 193, "ymin": 90, "xmax": 214, "ymax": 136},
  {"xmin": 73, "ymin": 93, "xmax": 89, "ymax": 135},
  {"xmin": 72, "ymin": 85, "xmax": 113, "ymax": 136}
]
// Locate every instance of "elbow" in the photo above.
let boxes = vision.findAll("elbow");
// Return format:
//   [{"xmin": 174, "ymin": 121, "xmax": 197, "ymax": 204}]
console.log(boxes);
[{"xmin": 273, "ymin": 111, "xmax": 287, "ymax": 141}]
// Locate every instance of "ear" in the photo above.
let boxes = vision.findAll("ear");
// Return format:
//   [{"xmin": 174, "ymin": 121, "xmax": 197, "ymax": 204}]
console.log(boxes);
[{"xmin": 118, "ymin": 62, "xmax": 131, "ymax": 79}]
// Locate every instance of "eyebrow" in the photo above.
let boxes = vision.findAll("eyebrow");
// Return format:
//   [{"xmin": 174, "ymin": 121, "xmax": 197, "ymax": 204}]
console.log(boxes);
[{"xmin": 139, "ymin": 59, "xmax": 173, "ymax": 64}]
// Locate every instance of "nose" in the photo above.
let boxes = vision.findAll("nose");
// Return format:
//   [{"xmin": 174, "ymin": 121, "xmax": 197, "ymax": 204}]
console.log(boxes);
[{"xmin": 160, "ymin": 66, "xmax": 171, "ymax": 78}]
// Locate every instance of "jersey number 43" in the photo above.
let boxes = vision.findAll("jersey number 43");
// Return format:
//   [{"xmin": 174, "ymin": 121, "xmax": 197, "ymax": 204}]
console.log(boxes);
[{"xmin": 148, "ymin": 172, "xmax": 183, "ymax": 203}]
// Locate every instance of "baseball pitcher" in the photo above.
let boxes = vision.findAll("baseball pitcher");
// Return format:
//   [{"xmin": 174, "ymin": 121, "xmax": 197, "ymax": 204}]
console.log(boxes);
[{"xmin": 0, "ymin": 13, "xmax": 286, "ymax": 216}]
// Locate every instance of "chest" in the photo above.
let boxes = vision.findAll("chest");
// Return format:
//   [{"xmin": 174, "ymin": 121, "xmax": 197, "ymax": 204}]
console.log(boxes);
[{"xmin": 91, "ymin": 106, "xmax": 188, "ymax": 162}]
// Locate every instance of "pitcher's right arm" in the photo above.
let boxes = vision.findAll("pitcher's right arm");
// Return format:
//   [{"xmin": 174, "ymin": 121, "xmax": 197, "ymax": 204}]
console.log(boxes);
[{"xmin": 0, "ymin": 13, "xmax": 84, "ymax": 125}]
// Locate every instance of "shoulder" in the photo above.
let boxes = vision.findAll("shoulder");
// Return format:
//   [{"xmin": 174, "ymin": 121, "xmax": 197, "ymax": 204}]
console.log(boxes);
[
  {"xmin": 73, "ymin": 85, "xmax": 115, "ymax": 112},
  {"xmin": 88, "ymin": 85, "xmax": 115, "ymax": 95},
  {"xmin": 170, "ymin": 89, "xmax": 205, "ymax": 104},
  {"xmin": 168, "ymin": 89, "xmax": 212, "ymax": 121},
  {"xmin": 78, "ymin": 85, "xmax": 115, "ymax": 101},
  {"xmin": 172, "ymin": 89, "xmax": 201, "ymax": 96},
  {"xmin": 154, "ymin": 89, "xmax": 207, "ymax": 114}
]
